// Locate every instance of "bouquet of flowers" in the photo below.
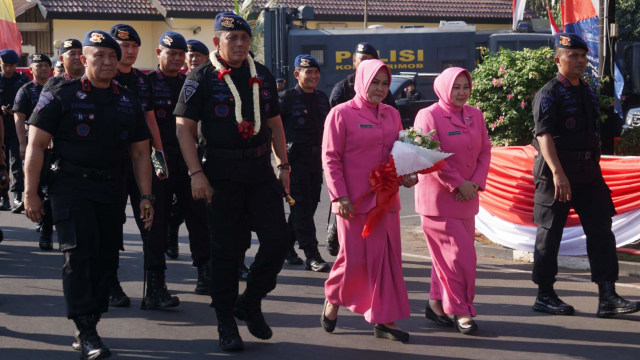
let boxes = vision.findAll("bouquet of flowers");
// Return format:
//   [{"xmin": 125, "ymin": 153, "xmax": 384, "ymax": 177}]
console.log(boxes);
[{"xmin": 360, "ymin": 128, "xmax": 452, "ymax": 237}]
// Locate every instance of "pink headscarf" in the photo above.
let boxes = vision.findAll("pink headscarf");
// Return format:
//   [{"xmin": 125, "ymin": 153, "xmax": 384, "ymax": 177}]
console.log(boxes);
[
  {"xmin": 433, "ymin": 67, "xmax": 473, "ymax": 113},
  {"xmin": 354, "ymin": 59, "xmax": 392, "ymax": 108}
]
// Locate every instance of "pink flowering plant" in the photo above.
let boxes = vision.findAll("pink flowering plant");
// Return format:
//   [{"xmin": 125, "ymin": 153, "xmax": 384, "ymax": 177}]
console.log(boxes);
[{"xmin": 469, "ymin": 46, "xmax": 557, "ymax": 146}]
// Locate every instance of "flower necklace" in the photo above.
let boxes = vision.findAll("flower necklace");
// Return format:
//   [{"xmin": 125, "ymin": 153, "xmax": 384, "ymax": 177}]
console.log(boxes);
[{"xmin": 209, "ymin": 51, "xmax": 262, "ymax": 139}]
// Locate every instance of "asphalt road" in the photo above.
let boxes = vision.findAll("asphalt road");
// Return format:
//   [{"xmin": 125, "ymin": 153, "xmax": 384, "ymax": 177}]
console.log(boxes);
[{"xmin": 2, "ymin": 186, "xmax": 640, "ymax": 359}]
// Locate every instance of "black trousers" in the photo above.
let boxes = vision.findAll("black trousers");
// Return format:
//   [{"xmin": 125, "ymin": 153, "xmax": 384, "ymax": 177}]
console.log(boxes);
[
  {"xmin": 532, "ymin": 158, "xmax": 618, "ymax": 286},
  {"xmin": 149, "ymin": 148, "xmax": 209, "ymax": 268},
  {"xmin": 50, "ymin": 194, "xmax": 121, "ymax": 318},
  {"xmin": 4, "ymin": 136, "xmax": 23, "ymax": 193},
  {"xmin": 287, "ymin": 167, "xmax": 322, "ymax": 252},
  {"xmin": 208, "ymin": 178, "xmax": 288, "ymax": 310}
]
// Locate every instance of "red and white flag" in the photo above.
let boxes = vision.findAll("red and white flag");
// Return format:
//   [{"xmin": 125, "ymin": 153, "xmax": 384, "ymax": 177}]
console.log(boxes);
[
  {"xmin": 547, "ymin": 7, "xmax": 560, "ymax": 34},
  {"xmin": 512, "ymin": 0, "xmax": 527, "ymax": 30},
  {"xmin": 0, "ymin": 0, "xmax": 22, "ymax": 55}
]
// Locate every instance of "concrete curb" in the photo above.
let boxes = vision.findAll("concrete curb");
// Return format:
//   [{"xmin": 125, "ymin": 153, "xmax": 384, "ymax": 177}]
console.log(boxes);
[{"xmin": 474, "ymin": 242, "xmax": 640, "ymax": 278}]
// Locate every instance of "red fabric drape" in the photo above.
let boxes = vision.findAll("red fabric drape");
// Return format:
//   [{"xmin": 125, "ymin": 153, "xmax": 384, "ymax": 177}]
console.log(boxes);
[{"xmin": 479, "ymin": 146, "xmax": 640, "ymax": 227}]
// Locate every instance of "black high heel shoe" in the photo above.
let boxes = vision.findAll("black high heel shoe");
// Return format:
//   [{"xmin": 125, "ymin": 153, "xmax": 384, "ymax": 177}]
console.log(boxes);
[
  {"xmin": 453, "ymin": 315, "xmax": 478, "ymax": 335},
  {"xmin": 321, "ymin": 299, "xmax": 337, "ymax": 333},
  {"xmin": 425, "ymin": 303, "xmax": 454, "ymax": 327},
  {"xmin": 373, "ymin": 324, "xmax": 410, "ymax": 343}
]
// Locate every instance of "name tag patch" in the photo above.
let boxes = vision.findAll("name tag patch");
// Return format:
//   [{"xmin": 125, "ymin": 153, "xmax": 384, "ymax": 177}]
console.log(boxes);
[
  {"xmin": 448, "ymin": 130, "xmax": 461, "ymax": 136},
  {"xmin": 359, "ymin": 124, "xmax": 373, "ymax": 128}
]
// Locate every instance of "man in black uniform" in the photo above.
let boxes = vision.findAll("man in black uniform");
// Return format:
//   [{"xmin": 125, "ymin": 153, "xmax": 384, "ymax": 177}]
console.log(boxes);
[
  {"xmin": 186, "ymin": 39, "xmax": 210, "ymax": 74},
  {"xmin": 0, "ymin": 49, "xmax": 26, "ymax": 212},
  {"xmin": 109, "ymin": 23, "xmax": 168, "ymax": 307},
  {"xmin": 531, "ymin": 33, "xmax": 640, "ymax": 318},
  {"xmin": 329, "ymin": 42, "xmax": 396, "ymax": 108},
  {"xmin": 23, "ymin": 30, "xmax": 154, "ymax": 360},
  {"xmin": 13, "ymin": 53, "xmax": 53, "ymax": 249},
  {"xmin": 175, "ymin": 12, "xmax": 289, "ymax": 352},
  {"xmin": 57, "ymin": 39, "xmax": 85, "ymax": 80},
  {"xmin": 276, "ymin": 77, "xmax": 286, "ymax": 98},
  {"xmin": 280, "ymin": 54, "xmax": 331, "ymax": 272},
  {"xmin": 148, "ymin": 31, "xmax": 210, "ymax": 300}
]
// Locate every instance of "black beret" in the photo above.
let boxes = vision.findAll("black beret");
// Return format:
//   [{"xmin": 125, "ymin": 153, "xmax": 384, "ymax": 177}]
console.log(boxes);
[
  {"xmin": 214, "ymin": 12, "xmax": 252, "ymax": 37},
  {"xmin": 0, "ymin": 49, "xmax": 19, "ymax": 64},
  {"xmin": 29, "ymin": 53, "xmax": 52, "ymax": 67},
  {"xmin": 110, "ymin": 24, "xmax": 141, "ymax": 46},
  {"xmin": 82, "ymin": 30, "xmax": 122, "ymax": 61},
  {"xmin": 159, "ymin": 31, "xmax": 187, "ymax": 51},
  {"xmin": 294, "ymin": 54, "xmax": 320, "ymax": 70},
  {"xmin": 276, "ymin": 78, "xmax": 285, "ymax": 83},
  {"xmin": 554, "ymin": 33, "xmax": 589, "ymax": 52},
  {"xmin": 355, "ymin": 42, "xmax": 378, "ymax": 59},
  {"xmin": 186, "ymin": 39, "xmax": 209, "ymax": 55},
  {"xmin": 59, "ymin": 39, "xmax": 82, "ymax": 55}
]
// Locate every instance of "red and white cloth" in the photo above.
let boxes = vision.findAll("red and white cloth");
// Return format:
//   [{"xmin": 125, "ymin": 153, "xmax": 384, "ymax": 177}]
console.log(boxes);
[{"xmin": 476, "ymin": 146, "xmax": 640, "ymax": 255}]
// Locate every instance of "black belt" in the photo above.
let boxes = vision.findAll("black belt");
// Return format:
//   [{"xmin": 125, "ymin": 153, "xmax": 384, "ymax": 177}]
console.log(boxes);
[
  {"xmin": 558, "ymin": 150, "xmax": 597, "ymax": 160},
  {"xmin": 59, "ymin": 162, "xmax": 118, "ymax": 181},
  {"xmin": 206, "ymin": 142, "xmax": 270, "ymax": 160}
]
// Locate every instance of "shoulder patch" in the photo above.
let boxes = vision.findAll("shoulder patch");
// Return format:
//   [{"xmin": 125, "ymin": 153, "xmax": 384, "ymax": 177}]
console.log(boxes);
[
  {"xmin": 33, "ymin": 91, "xmax": 55, "ymax": 114},
  {"xmin": 183, "ymin": 79, "xmax": 199, "ymax": 103},
  {"xmin": 540, "ymin": 93, "xmax": 555, "ymax": 114}
]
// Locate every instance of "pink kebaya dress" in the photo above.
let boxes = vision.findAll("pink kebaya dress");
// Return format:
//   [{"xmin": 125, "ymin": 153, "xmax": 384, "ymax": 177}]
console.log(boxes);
[
  {"xmin": 322, "ymin": 59, "xmax": 410, "ymax": 324},
  {"xmin": 414, "ymin": 67, "xmax": 491, "ymax": 317}
]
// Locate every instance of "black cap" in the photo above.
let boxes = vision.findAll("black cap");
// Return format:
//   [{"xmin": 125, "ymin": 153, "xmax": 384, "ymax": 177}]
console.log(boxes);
[
  {"xmin": 554, "ymin": 33, "xmax": 589, "ymax": 52},
  {"xmin": 0, "ymin": 49, "xmax": 19, "ymax": 64},
  {"xmin": 159, "ymin": 31, "xmax": 187, "ymax": 51},
  {"xmin": 110, "ymin": 24, "xmax": 141, "ymax": 46},
  {"xmin": 214, "ymin": 12, "xmax": 252, "ymax": 37},
  {"xmin": 355, "ymin": 42, "xmax": 378, "ymax": 59},
  {"xmin": 59, "ymin": 39, "xmax": 82, "ymax": 55},
  {"xmin": 294, "ymin": 54, "xmax": 320, "ymax": 70},
  {"xmin": 276, "ymin": 78, "xmax": 285, "ymax": 83},
  {"xmin": 82, "ymin": 30, "xmax": 122, "ymax": 61},
  {"xmin": 29, "ymin": 53, "xmax": 52, "ymax": 67},
  {"xmin": 186, "ymin": 39, "xmax": 209, "ymax": 55}
]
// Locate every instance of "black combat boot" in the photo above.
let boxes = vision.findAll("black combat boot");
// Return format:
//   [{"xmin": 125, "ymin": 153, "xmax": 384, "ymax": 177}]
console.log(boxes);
[
  {"xmin": 72, "ymin": 314, "xmax": 111, "ymax": 359},
  {"xmin": 194, "ymin": 263, "xmax": 212, "ymax": 295},
  {"xmin": 108, "ymin": 277, "xmax": 131, "ymax": 307},
  {"xmin": 38, "ymin": 230, "xmax": 53, "ymax": 251},
  {"xmin": 144, "ymin": 270, "xmax": 180, "ymax": 309},
  {"xmin": 0, "ymin": 190, "xmax": 11, "ymax": 211},
  {"xmin": 216, "ymin": 309, "xmax": 244, "ymax": 351},
  {"xmin": 165, "ymin": 226, "xmax": 179, "ymax": 259},
  {"xmin": 597, "ymin": 281, "xmax": 640, "ymax": 318},
  {"xmin": 11, "ymin": 192, "xmax": 24, "ymax": 214},
  {"xmin": 304, "ymin": 248, "xmax": 331, "ymax": 273},
  {"xmin": 284, "ymin": 247, "xmax": 303, "ymax": 265},
  {"xmin": 233, "ymin": 292, "xmax": 273, "ymax": 339}
]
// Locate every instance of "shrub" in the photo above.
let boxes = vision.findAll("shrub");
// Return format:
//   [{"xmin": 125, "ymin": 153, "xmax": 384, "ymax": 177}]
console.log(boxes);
[{"xmin": 615, "ymin": 126, "xmax": 640, "ymax": 155}]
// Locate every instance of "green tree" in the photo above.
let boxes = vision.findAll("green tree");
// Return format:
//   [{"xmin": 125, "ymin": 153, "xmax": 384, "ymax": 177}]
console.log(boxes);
[
  {"xmin": 617, "ymin": 0, "xmax": 640, "ymax": 41},
  {"xmin": 232, "ymin": 0, "xmax": 279, "ymax": 63}
]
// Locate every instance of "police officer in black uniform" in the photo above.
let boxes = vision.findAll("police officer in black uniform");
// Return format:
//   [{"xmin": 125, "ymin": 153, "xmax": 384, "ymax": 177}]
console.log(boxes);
[
  {"xmin": 148, "ymin": 31, "xmax": 210, "ymax": 300},
  {"xmin": 531, "ymin": 33, "xmax": 640, "ymax": 318},
  {"xmin": 0, "ymin": 49, "xmax": 26, "ymax": 212},
  {"xmin": 57, "ymin": 39, "xmax": 85, "ymax": 81},
  {"xmin": 23, "ymin": 30, "xmax": 154, "ymax": 360},
  {"xmin": 280, "ymin": 54, "xmax": 331, "ymax": 272},
  {"xmin": 13, "ymin": 53, "xmax": 53, "ymax": 249},
  {"xmin": 109, "ymin": 23, "xmax": 168, "ymax": 307},
  {"xmin": 175, "ymin": 12, "xmax": 289, "ymax": 352},
  {"xmin": 329, "ymin": 42, "xmax": 397, "ymax": 109}
]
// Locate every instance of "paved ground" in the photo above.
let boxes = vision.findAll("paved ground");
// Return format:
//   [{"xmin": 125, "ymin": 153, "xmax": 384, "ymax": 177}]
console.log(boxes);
[{"xmin": 2, "ymin": 186, "xmax": 640, "ymax": 359}]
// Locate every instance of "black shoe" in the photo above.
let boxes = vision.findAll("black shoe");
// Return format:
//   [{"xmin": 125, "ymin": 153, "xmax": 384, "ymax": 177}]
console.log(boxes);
[
  {"xmin": 194, "ymin": 263, "xmax": 212, "ymax": 295},
  {"xmin": 38, "ymin": 232, "xmax": 53, "ymax": 251},
  {"xmin": 285, "ymin": 248, "xmax": 303, "ymax": 265},
  {"xmin": 144, "ymin": 270, "xmax": 180, "ymax": 309},
  {"xmin": 373, "ymin": 324, "xmax": 409, "ymax": 343},
  {"xmin": 73, "ymin": 314, "xmax": 112, "ymax": 360},
  {"xmin": 305, "ymin": 254, "xmax": 330, "ymax": 273},
  {"xmin": 321, "ymin": 299, "xmax": 337, "ymax": 333},
  {"xmin": 453, "ymin": 315, "xmax": 478, "ymax": 335},
  {"xmin": 0, "ymin": 197, "xmax": 10, "ymax": 211},
  {"xmin": 217, "ymin": 315, "xmax": 244, "ymax": 352},
  {"xmin": 597, "ymin": 281, "xmax": 640, "ymax": 318},
  {"xmin": 233, "ymin": 293, "xmax": 273, "ymax": 340},
  {"xmin": 238, "ymin": 264, "xmax": 250, "ymax": 281},
  {"xmin": 35, "ymin": 222, "xmax": 42, "ymax": 232},
  {"xmin": 425, "ymin": 303, "xmax": 454, "ymax": 327},
  {"xmin": 165, "ymin": 245, "xmax": 179, "ymax": 259},
  {"xmin": 109, "ymin": 282, "xmax": 131, "ymax": 308},
  {"xmin": 532, "ymin": 293, "xmax": 575, "ymax": 315},
  {"xmin": 11, "ymin": 201, "xmax": 24, "ymax": 214}
]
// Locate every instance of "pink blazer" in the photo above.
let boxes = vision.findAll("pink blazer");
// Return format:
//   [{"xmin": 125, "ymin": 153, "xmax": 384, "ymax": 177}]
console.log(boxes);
[
  {"xmin": 322, "ymin": 97, "xmax": 402, "ymax": 214},
  {"xmin": 414, "ymin": 103, "xmax": 491, "ymax": 218}
]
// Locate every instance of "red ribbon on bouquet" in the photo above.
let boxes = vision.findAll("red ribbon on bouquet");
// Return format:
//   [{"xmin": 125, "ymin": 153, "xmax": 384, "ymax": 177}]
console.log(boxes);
[
  {"xmin": 361, "ymin": 155, "xmax": 402, "ymax": 238},
  {"xmin": 418, "ymin": 160, "xmax": 446, "ymax": 174}
]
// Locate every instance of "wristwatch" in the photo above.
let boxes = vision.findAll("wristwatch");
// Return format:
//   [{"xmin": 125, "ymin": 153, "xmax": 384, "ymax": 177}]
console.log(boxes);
[{"xmin": 141, "ymin": 194, "xmax": 155, "ymax": 204}]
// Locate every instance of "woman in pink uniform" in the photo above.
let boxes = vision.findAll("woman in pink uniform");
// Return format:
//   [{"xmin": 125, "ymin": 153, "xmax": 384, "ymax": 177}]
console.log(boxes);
[
  {"xmin": 321, "ymin": 59, "xmax": 417, "ymax": 342},
  {"xmin": 414, "ymin": 67, "xmax": 491, "ymax": 335}
]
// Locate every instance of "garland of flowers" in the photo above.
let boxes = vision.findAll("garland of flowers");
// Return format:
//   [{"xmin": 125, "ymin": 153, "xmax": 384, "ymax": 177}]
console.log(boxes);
[{"xmin": 209, "ymin": 51, "xmax": 261, "ymax": 139}]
